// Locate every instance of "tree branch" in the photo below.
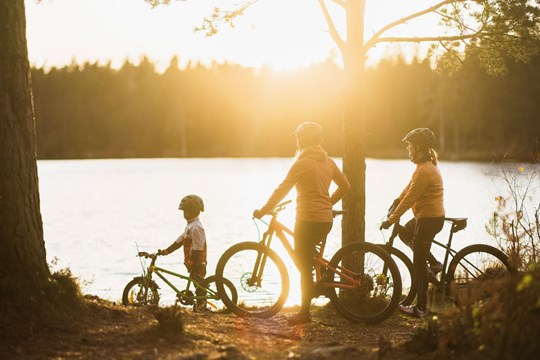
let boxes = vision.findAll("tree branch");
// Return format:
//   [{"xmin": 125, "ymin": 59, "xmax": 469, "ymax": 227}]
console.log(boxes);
[
  {"xmin": 318, "ymin": 0, "xmax": 345, "ymax": 50},
  {"xmin": 373, "ymin": 30, "xmax": 485, "ymax": 44},
  {"xmin": 331, "ymin": 0, "xmax": 345, "ymax": 7},
  {"xmin": 365, "ymin": 0, "xmax": 467, "ymax": 50}
]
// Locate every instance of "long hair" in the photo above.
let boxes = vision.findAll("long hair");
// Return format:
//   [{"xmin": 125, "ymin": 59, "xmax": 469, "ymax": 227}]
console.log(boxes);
[
  {"xmin": 429, "ymin": 148, "xmax": 438, "ymax": 165},
  {"xmin": 413, "ymin": 145, "xmax": 438, "ymax": 165}
]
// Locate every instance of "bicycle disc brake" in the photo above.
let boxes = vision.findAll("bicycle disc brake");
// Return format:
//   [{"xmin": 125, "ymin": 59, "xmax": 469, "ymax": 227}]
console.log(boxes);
[{"xmin": 177, "ymin": 290, "xmax": 195, "ymax": 305}]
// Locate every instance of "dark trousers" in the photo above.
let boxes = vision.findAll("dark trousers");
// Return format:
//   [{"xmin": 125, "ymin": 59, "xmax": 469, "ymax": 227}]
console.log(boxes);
[
  {"xmin": 408, "ymin": 217, "xmax": 444, "ymax": 311},
  {"xmin": 294, "ymin": 220, "xmax": 333, "ymax": 314},
  {"xmin": 398, "ymin": 218, "xmax": 440, "ymax": 266},
  {"xmin": 190, "ymin": 262, "xmax": 207, "ymax": 306}
]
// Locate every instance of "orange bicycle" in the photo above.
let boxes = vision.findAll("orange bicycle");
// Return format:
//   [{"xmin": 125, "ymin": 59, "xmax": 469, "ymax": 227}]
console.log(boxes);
[{"xmin": 215, "ymin": 200, "xmax": 402, "ymax": 324}]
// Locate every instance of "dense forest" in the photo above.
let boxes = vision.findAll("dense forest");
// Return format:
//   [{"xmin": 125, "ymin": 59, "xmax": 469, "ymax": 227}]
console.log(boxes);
[{"xmin": 32, "ymin": 54, "xmax": 540, "ymax": 160}]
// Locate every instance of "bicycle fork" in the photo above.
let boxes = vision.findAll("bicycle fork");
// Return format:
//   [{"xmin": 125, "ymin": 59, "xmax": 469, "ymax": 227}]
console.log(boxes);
[{"xmin": 249, "ymin": 231, "xmax": 273, "ymax": 287}]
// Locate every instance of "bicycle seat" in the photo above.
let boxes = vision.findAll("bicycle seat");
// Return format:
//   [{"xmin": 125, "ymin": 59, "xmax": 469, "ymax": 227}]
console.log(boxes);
[{"xmin": 444, "ymin": 217, "xmax": 468, "ymax": 233}]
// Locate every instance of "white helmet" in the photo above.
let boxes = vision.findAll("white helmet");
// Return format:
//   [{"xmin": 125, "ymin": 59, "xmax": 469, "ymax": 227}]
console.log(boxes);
[{"xmin": 178, "ymin": 194, "xmax": 204, "ymax": 213}]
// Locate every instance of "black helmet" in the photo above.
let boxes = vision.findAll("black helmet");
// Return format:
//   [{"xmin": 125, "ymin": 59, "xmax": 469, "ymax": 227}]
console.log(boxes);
[
  {"xmin": 402, "ymin": 128, "xmax": 435, "ymax": 147},
  {"xmin": 179, "ymin": 194, "xmax": 204, "ymax": 213}
]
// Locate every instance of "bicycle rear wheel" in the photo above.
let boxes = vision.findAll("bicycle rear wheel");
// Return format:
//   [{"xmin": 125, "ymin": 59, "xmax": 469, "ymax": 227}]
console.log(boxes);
[
  {"xmin": 215, "ymin": 241, "xmax": 289, "ymax": 318},
  {"xmin": 122, "ymin": 277, "xmax": 160, "ymax": 306},
  {"xmin": 202, "ymin": 275, "xmax": 238, "ymax": 314},
  {"xmin": 327, "ymin": 242, "xmax": 402, "ymax": 324},
  {"xmin": 446, "ymin": 244, "xmax": 514, "ymax": 305}
]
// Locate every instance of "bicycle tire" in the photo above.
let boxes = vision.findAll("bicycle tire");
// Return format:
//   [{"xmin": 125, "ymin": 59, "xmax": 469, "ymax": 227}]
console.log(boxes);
[
  {"xmin": 327, "ymin": 242, "xmax": 402, "ymax": 324},
  {"xmin": 122, "ymin": 277, "xmax": 160, "ymax": 306},
  {"xmin": 446, "ymin": 244, "xmax": 514, "ymax": 305},
  {"xmin": 381, "ymin": 245, "xmax": 416, "ymax": 306},
  {"xmin": 202, "ymin": 275, "xmax": 238, "ymax": 314},
  {"xmin": 215, "ymin": 241, "xmax": 289, "ymax": 318}
]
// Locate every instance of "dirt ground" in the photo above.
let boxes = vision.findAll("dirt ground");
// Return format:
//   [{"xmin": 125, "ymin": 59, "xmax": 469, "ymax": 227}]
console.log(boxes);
[{"xmin": 1, "ymin": 296, "xmax": 430, "ymax": 359}]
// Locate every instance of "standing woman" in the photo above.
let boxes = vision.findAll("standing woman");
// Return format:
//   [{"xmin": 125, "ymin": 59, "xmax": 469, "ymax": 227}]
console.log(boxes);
[
  {"xmin": 253, "ymin": 122, "xmax": 350, "ymax": 325},
  {"xmin": 380, "ymin": 128, "xmax": 445, "ymax": 318}
]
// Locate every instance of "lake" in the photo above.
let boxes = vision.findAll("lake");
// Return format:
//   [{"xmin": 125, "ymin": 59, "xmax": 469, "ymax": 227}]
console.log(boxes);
[{"xmin": 38, "ymin": 158, "xmax": 512, "ymax": 305}]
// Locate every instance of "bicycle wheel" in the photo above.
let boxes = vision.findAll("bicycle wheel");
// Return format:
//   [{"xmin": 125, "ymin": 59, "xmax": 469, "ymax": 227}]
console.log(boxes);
[
  {"xmin": 122, "ymin": 277, "xmax": 160, "ymax": 306},
  {"xmin": 381, "ymin": 245, "xmax": 416, "ymax": 306},
  {"xmin": 202, "ymin": 275, "xmax": 238, "ymax": 314},
  {"xmin": 327, "ymin": 242, "xmax": 402, "ymax": 324},
  {"xmin": 215, "ymin": 241, "xmax": 289, "ymax": 318},
  {"xmin": 446, "ymin": 244, "xmax": 514, "ymax": 305}
]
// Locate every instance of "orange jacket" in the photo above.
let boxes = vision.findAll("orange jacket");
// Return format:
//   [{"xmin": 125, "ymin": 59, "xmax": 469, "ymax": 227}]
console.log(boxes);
[
  {"xmin": 388, "ymin": 161, "xmax": 445, "ymax": 224},
  {"xmin": 260, "ymin": 146, "xmax": 350, "ymax": 222}
]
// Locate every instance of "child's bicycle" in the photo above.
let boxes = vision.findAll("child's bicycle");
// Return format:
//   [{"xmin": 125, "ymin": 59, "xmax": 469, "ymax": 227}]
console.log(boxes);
[
  {"xmin": 380, "ymin": 217, "xmax": 515, "ymax": 306},
  {"xmin": 214, "ymin": 200, "xmax": 402, "ymax": 324},
  {"xmin": 122, "ymin": 251, "xmax": 238, "ymax": 313}
]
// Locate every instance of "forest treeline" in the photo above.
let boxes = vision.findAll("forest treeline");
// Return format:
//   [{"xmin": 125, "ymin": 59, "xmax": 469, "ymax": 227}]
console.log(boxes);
[{"xmin": 32, "ymin": 54, "xmax": 540, "ymax": 160}]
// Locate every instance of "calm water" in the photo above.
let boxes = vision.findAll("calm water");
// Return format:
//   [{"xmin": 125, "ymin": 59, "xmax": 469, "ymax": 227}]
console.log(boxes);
[{"xmin": 38, "ymin": 158, "xmax": 510, "ymax": 305}]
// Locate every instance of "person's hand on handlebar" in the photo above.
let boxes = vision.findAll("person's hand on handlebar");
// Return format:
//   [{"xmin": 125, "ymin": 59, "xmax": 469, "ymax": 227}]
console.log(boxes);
[
  {"xmin": 252, "ymin": 209, "xmax": 264, "ymax": 219},
  {"xmin": 380, "ymin": 220, "xmax": 392, "ymax": 230}
]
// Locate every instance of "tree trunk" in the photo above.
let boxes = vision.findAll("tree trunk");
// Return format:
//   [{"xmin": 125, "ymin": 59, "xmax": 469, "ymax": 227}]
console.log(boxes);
[
  {"xmin": 341, "ymin": 0, "xmax": 367, "ymax": 245},
  {"xmin": 0, "ymin": 0, "xmax": 50, "ymax": 291}
]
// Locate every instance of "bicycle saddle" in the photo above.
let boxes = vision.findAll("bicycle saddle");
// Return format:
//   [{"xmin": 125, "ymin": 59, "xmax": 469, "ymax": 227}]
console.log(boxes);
[{"xmin": 445, "ymin": 217, "xmax": 468, "ymax": 233}]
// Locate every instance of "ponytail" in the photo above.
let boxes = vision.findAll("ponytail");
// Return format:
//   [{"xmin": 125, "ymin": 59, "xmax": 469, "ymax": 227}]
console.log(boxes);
[{"xmin": 429, "ymin": 148, "xmax": 438, "ymax": 165}]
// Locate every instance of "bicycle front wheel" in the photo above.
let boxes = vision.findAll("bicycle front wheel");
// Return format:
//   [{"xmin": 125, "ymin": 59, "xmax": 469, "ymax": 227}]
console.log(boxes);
[
  {"xmin": 446, "ymin": 244, "xmax": 514, "ymax": 305},
  {"xmin": 122, "ymin": 277, "xmax": 160, "ymax": 306},
  {"xmin": 382, "ymin": 245, "xmax": 416, "ymax": 306},
  {"xmin": 327, "ymin": 242, "xmax": 402, "ymax": 324},
  {"xmin": 202, "ymin": 275, "xmax": 238, "ymax": 314},
  {"xmin": 215, "ymin": 241, "xmax": 289, "ymax": 318}
]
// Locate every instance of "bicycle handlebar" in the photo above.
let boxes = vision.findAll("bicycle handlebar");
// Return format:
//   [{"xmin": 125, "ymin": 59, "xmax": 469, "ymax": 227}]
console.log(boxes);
[
  {"xmin": 274, "ymin": 199, "xmax": 292, "ymax": 210},
  {"xmin": 137, "ymin": 251, "xmax": 157, "ymax": 259}
]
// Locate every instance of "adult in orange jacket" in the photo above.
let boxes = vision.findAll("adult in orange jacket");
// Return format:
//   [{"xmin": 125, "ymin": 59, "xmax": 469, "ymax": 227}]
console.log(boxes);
[{"xmin": 253, "ymin": 122, "xmax": 350, "ymax": 325}]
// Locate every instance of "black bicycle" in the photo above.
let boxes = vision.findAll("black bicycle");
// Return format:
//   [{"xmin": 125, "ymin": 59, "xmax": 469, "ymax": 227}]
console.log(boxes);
[{"xmin": 381, "ymin": 217, "xmax": 515, "ymax": 306}]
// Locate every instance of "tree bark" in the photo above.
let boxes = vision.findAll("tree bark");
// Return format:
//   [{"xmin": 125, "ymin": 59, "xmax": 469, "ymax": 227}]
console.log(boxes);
[
  {"xmin": 341, "ymin": 0, "xmax": 367, "ymax": 245},
  {"xmin": 0, "ymin": 0, "xmax": 50, "ymax": 290}
]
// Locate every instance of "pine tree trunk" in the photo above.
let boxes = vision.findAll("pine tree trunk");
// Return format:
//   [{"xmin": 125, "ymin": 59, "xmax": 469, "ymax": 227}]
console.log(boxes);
[
  {"xmin": 0, "ymin": 0, "xmax": 50, "ymax": 291},
  {"xmin": 341, "ymin": 0, "xmax": 367, "ymax": 245}
]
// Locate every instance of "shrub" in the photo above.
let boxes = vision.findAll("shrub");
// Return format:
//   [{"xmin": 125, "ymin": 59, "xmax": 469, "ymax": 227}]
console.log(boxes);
[
  {"xmin": 154, "ymin": 306, "xmax": 185, "ymax": 335},
  {"xmin": 407, "ymin": 271, "xmax": 540, "ymax": 359}
]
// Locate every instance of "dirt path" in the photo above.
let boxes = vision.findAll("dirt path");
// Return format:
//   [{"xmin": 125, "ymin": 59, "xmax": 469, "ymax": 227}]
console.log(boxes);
[{"xmin": 2, "ymin": 297, "xmax": 426, "ymax": 359}]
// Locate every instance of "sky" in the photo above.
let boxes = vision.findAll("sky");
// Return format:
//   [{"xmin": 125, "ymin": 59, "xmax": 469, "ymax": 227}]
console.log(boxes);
[{"xmin": 25, "ymin": 0, "xmax": 441, "ymax": 72}]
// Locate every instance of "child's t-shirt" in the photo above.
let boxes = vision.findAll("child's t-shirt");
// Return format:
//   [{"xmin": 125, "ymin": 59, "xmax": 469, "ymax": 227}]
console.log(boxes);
[{"xmin": 175, "ymin": 216, "xmax": 207, "ymax": 270}]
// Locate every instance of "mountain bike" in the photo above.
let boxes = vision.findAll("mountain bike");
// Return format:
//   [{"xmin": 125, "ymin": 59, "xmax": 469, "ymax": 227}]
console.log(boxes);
[
  {"xmin": 380, "ymin": 217, "xmax": 515, "ymax": 306},
  {"xmin": 214, "ymin": 200, "xmax": 402, "ymax": 324},
  {"xmin": 122, "ymin": 251, "xmax": 238, "ymax": 313}
]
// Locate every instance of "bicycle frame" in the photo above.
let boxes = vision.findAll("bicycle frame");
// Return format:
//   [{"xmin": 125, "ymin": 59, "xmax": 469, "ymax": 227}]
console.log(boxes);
[
  {"xmin": 253, "ymin": 214, "xmax": 360, "ymax": 291},
  {"xmin": 386, "ymin": 219, "xmax": 474, "ymax": 287},
  {"xmin": 142, "ymin": 255, "xmax": 220, "ymax": 302}
]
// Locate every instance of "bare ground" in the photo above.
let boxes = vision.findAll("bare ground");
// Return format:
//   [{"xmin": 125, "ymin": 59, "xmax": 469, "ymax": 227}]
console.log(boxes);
[{"xmin": 0, "ymin": 296, "xmax": 431, "ymax": 359}]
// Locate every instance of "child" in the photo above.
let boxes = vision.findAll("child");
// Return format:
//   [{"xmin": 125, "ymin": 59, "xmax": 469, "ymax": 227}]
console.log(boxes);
[{"xmin": 157, "ymin": 194, "xmax": 208, "ymax": 312}]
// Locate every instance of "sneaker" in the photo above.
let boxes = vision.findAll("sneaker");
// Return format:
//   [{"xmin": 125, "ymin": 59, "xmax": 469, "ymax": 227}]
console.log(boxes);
[
  {"xmin": 399, "ymin": 305, "xmax": 430, "ymax": 318},
  {"xmin": 193, "ymin": 301, "xmax": 209, "ymax": 313},
  {"xmin": 287, "ymin": 312, "xmax": 311, "ymax": 325}
]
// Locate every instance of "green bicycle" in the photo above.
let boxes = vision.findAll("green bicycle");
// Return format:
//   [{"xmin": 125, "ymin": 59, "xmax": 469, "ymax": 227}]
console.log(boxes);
[{"xmin": 122, "ymin": 251, "xmax": 238, "ymax": 313}]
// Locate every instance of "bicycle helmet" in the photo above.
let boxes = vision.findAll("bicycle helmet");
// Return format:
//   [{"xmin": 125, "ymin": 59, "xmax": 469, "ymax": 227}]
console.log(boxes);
[
  {"xmin": 179, "ymin": 194, "xmax": 204, "ymax": 213},
  {"xmin": 402, "ymin": 128, "xmax": 435, "ymax": 148}
]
